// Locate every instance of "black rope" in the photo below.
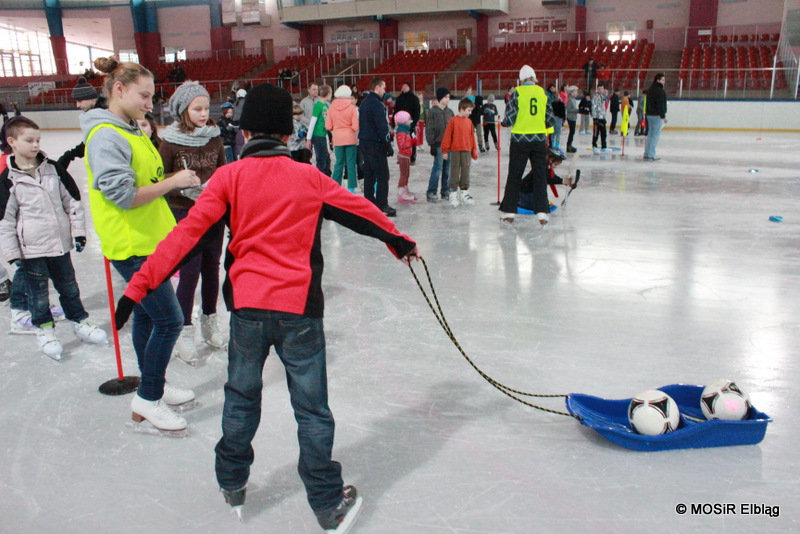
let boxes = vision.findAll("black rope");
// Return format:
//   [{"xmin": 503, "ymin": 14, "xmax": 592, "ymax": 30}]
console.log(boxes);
[{"xmin": 408, "ymin": 258, "xmax": 581, "ymax": 420}]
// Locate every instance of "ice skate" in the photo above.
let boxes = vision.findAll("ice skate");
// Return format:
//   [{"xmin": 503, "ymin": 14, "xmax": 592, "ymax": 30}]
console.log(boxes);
[
  {"xmin": 130, "ymin": 395, "xmax": 187, "ymax": 437},
  {"xmin": 449, "ymin": 190, "xmax": 460, "ymax": 207},
  {"xmin": 36, "ymin": 323, "xmax": 63, "ymax": 361},
  {"xmin": 162, "ymin": 383, "xmax": 198, "ymax": 412},
  {"xmin": 200, "ymin": 313, "xmax": 227, "ymax": 349},
  {"xmin": 460, "ymin": 190, "xmax": 474, "ymax": 205},
  {"xmin": 537, "ymin": 212, "xmax": 549, "ymax": 226},
  {"xmin": 174, "ymin": 325, "xmax": 201, "ymax": 366},
  {"xmin": 10, "ymin": 309, "xmax": 37, "ymax": 335},
  {"xmin": 397, "ymin": 187, "xmax": 416, "ymax": 203},
  {"xmin": 499, "ymin": 212, "xmax": 515, "ymax": 224},
  {"xmin": 220, "ymin": 485, "xmax": 247, "ymax": 522},
  {"xmin": 316, "ymin": 485, "xmax": 363, "ymax": 534},
  {"xmin": 72, "ymin": 319, "xmax": 108, "ymax": 345},
  {"xmin": 0, "ymin": 279, "xmax": 10, "ymax": 302},
  {"xmin": 426, "ymin": 192, "xmax": 438, "ymax": 203}
]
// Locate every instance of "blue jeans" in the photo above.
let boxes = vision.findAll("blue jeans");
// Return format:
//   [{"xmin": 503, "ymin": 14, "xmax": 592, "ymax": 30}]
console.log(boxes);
[
  {"xmin": 550, "ymin": 119, "xmax": 562, "ymax": 148},
  {"xmin": 215, "ymin": 308, "xmax": 343, "ymax": 513},
  {"xmin": 224, "ymin": 145, "xmax": 235, "ymax": 163},
  {"xmin": 22, "ymin": 254, "xmax": 88, "ymax": 327},
  {"xmin": 111, "ymin": 256, "xmax": 183, "ymax": 401},
  {"xmin": 644, "ymin": 115, "xmax": 664, "ymax": 158},
  {"xmin": 311, "ymin": 135, "xmax": 331, "ymax": 176},
  {"xmin": 427, "ymin": 146, "xmax": 450, "ymax": 197},
  {"xmin": 9, "ymin": 262, "xmax": 29, "ymax": 311}
]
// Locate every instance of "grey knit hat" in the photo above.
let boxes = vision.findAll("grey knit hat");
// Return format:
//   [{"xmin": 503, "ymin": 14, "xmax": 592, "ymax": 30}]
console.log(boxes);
[
  {"xmin": 71, "ymin": 77, "xmax": 98, "ymax": 102},
  {"xmin": 169, "ymin": 81, "xmax": 210, "ymax": 118}
]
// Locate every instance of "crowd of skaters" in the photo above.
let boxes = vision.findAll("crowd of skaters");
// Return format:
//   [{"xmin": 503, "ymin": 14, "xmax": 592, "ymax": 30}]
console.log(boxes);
[{"xmin": 0, "ymin": 54, "xmax": 667, "ymax": 532}]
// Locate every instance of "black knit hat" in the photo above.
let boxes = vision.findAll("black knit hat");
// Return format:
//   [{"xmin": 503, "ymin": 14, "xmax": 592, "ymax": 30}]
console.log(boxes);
[
  {"xmin": 436, "ymin": 87, "xmax": 450, "ymax": 102},
  {"xmin": 71, "ymin": 77, "xmax": 98, "ymax": 102},
  {"xmin": 239, "ymin": 83, "xmax": 293, "ymax": 135}
]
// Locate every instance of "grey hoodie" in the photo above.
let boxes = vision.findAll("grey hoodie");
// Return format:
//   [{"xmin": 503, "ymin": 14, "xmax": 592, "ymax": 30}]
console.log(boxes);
[{"xmin": 80, "ymin": 108, "xmax": 150, "ymax": 210}]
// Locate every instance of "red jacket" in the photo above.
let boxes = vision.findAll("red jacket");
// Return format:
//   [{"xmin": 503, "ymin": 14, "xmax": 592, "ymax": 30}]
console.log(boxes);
[
  {"xmin": 440, "ymin": 116, "xmax": 478, "ymax": 159},
  {"xmin": 396, "ymin": 130, "xmax": 413, "ymax": 158},
  {"xmin": 124, "ymin": 138, "xmax": 416, "ymax": 317}
]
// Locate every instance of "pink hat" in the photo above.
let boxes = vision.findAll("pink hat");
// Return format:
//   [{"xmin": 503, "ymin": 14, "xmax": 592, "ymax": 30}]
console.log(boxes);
[{"xmin": 394, "ymin": 110, "xmax": 411, "ymax": 125}]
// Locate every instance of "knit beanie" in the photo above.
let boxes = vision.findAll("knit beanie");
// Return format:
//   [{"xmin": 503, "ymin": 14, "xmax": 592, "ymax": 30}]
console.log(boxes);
[
  {"xmin": 333, "ymin": 84, "xmax": 352, "ymax": 98},
  {"xmin": 435, "ymin": 87, "xmax": 450, "ymax": 102},
  {"xmin": 239, "ymin": 83, "xmax": 294, "ymax": 135},
  {"xmin": 394, "ymin": 110, "xmax": 411, "ymax": 125},
  {"xmin": 71, "ymin": 77, "xmax": 98, "ymax": 102},
  {"xmin": 519, "ymin": 65, "xmax": 536, "ymax": 82},
  {"xmin": 169, "ymin": 81, "xmax": 210, "ymax": 119}
]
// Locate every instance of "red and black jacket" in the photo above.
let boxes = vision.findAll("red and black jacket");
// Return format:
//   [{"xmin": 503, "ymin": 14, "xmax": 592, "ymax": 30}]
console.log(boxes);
[{"xmin": 124, "ymin": 137, "xmax": 416, "ymax": 317}]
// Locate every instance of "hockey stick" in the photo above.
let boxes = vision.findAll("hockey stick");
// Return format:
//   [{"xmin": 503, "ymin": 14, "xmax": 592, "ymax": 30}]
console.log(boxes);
[{"xmin": 561, "ymin": 169, "xmax": 581, "ymax": 208}]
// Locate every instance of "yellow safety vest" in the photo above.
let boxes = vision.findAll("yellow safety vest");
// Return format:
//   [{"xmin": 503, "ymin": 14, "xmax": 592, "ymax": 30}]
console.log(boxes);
[
  {"xmin": 85, "ymin": 123, "xmax": 176, "ymax": 260},
  {"xmin": 511, "ymin": 85, "xmax": 553, "ymax": 135}
]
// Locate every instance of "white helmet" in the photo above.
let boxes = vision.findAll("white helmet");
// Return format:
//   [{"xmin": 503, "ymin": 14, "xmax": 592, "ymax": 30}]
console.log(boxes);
[
  {"xmin": 519, "ymin": 65, "xmax": 536, "ymax": 83},
  {"xmin": 236, "ymin": 88, "xmax": 247, "ymax": 98}
]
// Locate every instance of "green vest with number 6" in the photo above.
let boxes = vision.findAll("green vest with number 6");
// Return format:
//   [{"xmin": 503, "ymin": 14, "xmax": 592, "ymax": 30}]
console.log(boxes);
[{"xmin": 511, "ymin": 84, "xmax": 552, "ymax": 135}]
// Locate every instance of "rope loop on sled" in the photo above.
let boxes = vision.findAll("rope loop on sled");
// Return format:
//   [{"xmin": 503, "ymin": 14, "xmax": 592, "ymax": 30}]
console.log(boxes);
[{"xmin": 408, "ymin": 258, "xmax": 581, "ymax": 420}]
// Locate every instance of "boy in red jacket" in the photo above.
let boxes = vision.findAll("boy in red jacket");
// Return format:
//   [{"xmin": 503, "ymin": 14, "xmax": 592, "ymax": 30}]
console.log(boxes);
[
  {"xmin": 113, "ymin": 83, "xmax": 420, "ymax": 533},
  {"xmin": 441, "ymin": 98, "xmax": 478, "ymax": 206}
]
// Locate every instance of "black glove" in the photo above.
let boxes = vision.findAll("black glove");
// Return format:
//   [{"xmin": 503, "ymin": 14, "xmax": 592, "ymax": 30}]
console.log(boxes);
[
  {"xmin": 114, "ymin": 295, "xmax": 135, "ymax": 331},
  {"xmin": 9, "ymin": 258, "xmax": 19, "ymax": 265},
  {"xmin": 430, "ymin": 146, "xmax": 437, "ymax": 156},
  {"xmin": 74, "ymin": 236, "xmax": 86, "ymax": 252},
  {"xmin": 386, "ymin": 143, "xmax": 394, "ymax": 157}
]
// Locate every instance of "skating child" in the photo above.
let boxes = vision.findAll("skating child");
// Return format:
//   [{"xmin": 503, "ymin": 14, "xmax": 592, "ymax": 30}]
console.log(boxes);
[
  {"xmin": 519, "ymin": 147, "xmax": 578, "ymax": 212},
  {"xmin": 306, "ymin": 84, "xmax": 331, "ymax": 176},
  {"xmin": 113, "ymin": 82, "xmax": 419, "ymax": 533},
  {"xmin": 159, "ymin": 81, "xmax": 228, "ymax": 364},
  {"xmin": 482, "ymin": 94, "xmax": 499, "ymax": 150},
  {"xmin": 578, "ymin": 90, "xmax": 592, "ymax": 134},
  {"xmin": 441, "ymin": 98, "xmax": 478, "ymax": 206},
  {"xmin": 137, "ymin": 112, "xmax": 161, "ymax": 149},
  {"xmin": 288, "ymin": 104, "xmax": 311, "ymax": 163},
  {"xmin": 325, "ymin": 84, "xmax": 359, "ymax": 191},
  {"xmin": 425, "ymin": 87, "xmax": 453, "ymax": 203},
  {"xmin": 0, "ymin": 116, "xmax": 107, "ymax": 360},
  {"xmin": 591, "ymin": 84, "xmax": 608, "ymax": 151},
  {"xmin": 394, "ymin": 110, "xmax": 417, "ymax": 202},
  {"xmin": 217, "ymin": 102, "xmax": 238, "ymax": 162}
]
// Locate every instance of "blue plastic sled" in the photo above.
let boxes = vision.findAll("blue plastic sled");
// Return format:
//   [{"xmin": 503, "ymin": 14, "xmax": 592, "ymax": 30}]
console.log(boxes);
[{"xmin": 565, "ymin": 384, "xmax": 772, "ymax": 452}]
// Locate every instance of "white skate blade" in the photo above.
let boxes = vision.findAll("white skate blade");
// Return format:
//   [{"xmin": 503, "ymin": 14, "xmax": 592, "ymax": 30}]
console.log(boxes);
[
  {"xmin": 176, "ymin": 353, "xmax": 209, "ymax": 367},
  {"xmin": 9, "ymin": 327, "xmax": 37, "ymax": 336},
  {"xmin": 326, "ymin": 496, "xmax": 363, "ymax": 534},
  {"xmin": 168, "ymin": 400, "xmax": 200, "ymax": 413},
  {"xmin": 231, "ymin": 505, "xmax": 243, "ymax": 522},
  {"xmin": 126, "ymin": 419, "xmax": 187, "ymax": 438}
]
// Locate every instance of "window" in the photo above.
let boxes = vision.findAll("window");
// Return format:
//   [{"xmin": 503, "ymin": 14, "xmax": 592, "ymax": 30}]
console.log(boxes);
[
  {"xmin": 0, "ymin": 23, "xmax": 54, "ymax": 76},
  {"xmin": 607, "ymin": 22, "xmax": 637, "ymax": 44},
  {"xmin": 163, "ymin": 47, "xmax": 186, "ymax": 63},
  {"xmin": 119, "ymin": 50, "xmax": 139, "ymax": 64}
]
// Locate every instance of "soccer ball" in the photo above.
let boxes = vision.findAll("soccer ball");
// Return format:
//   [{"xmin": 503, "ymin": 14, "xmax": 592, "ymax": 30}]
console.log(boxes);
[
  {"xmin": 700, "ymin": 379, "xmax": 751, "ymax": 420},
  {"xmin": 628, "ymin": 389, "xmax": 681, "ymax": 435}
]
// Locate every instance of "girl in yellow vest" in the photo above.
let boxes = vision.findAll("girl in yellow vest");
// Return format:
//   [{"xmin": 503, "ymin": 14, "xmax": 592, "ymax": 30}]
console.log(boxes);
[{"xmin": 81, "ymin": 56, "xmax": 200, "ymax": 435}]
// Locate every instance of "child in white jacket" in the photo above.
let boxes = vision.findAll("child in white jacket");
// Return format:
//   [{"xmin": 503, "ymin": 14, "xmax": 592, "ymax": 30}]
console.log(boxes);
[{"xmin": 0, "ymin": 116, "xmax": 106, "ymax": 360}]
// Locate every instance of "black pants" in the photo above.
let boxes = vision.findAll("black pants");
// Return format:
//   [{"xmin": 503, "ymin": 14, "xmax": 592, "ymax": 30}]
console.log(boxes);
[
  {"xmin": 566, "ymin": 119, "xmax": 576, "ymax": 148},
  {"xmin": 483, "ymin": 124, "xmax": 497, "ymax": 147},
  {"xmin": 499, "ymin": 140, "xmax": 548, "ymax": 215},
  {"xmin": 359, "ymin": 141, "xmax": 390, "ymax": 209},
  {"xmin": 609, "ymin": 112, "xmax": 618, "ymax": 132},
  {"xmin": 592, "ymin": 119, "xmax": 607, "ymax": 149}
]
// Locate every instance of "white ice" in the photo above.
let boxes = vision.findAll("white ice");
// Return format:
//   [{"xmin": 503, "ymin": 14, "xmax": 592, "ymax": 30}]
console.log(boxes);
[{"xmin": 1, "ymin": 127, "xmax": 798, "ymax": 533}]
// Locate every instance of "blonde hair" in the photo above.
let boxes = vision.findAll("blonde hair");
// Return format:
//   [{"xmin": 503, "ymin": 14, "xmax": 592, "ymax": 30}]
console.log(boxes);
[{"xmin": 93, "ymin": 56, "xmax": 153, "ymax": 99}]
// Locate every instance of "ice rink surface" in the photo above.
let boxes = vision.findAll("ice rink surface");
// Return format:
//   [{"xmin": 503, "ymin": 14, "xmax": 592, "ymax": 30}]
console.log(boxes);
[{"xmin": 1, "ymin": 126, "xmax": 799, "ymax": 533}]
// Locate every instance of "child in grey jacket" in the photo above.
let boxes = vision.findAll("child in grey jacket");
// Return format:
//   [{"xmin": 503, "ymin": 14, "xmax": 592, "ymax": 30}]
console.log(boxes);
[{"xmin": 0, "ymin": 116, "xmax": 106, "ymax": 360}]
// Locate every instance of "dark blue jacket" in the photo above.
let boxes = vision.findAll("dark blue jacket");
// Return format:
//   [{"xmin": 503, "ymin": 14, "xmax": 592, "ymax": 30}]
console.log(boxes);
[{"xmin": 358, "ymin": 91, "xmax": 390, "ymax": 144}]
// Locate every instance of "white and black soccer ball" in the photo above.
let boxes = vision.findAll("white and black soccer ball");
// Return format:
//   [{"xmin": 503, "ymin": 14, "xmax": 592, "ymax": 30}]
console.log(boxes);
[
  {"xmin": 628, "ymin": 389, "xmax": 681, "ymax": 435},
  {"xmin": 700, "ymin": 379, "xmax": 751, "ymax": 420}
]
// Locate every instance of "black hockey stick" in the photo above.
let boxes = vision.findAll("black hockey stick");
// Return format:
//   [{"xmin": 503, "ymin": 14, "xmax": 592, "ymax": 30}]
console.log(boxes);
[{"xmin": 560, "ymin": 169, "xmax": 580, "ymax": 208}]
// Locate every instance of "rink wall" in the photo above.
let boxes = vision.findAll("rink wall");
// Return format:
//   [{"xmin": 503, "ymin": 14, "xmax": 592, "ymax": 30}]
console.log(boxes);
[{"xmin": 23, "ymin": 100, "xmax": 800, "ymax": 132}]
